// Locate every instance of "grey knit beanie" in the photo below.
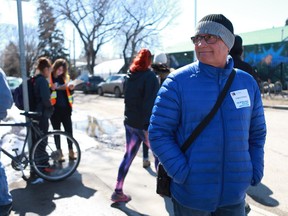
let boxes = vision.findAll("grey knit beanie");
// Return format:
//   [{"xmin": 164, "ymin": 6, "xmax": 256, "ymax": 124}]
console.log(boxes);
[{"xmin": 195, "ymin": 14, "xmax": 235, "ymax": 50}]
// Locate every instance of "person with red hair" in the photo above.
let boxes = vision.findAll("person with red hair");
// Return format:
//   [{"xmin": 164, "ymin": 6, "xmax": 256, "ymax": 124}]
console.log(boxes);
[{"xmin": 111, "ymin": 48, "xmax": 159, "ymax": 203}]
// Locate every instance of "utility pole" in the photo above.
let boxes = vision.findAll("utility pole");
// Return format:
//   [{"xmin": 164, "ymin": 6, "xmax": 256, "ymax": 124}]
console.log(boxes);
[
  {"xmin": 16, "ymin": 0, "xmax": 33, "ymax": 150},
  {"xmin": 193, "ymin": 0, "xmax": 197, "ymax": 62},
  {"xmin": 16, "ymin": 0, "xmax": 29, "ymax": 112}
]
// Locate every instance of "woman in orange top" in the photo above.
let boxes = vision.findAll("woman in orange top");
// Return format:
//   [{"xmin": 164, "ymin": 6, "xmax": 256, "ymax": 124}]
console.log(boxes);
[{"xmin": 50, "ymin": 58, "xmax": 76, "ymax": 161}]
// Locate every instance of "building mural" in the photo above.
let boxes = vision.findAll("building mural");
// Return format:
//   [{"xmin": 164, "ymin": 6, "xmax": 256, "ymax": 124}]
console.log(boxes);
[
  {"xmin": 243, "ymin": 41, "xmax": 288, "ymax": 87},
  {"xmin": 166, "ymin": 41, "xmax": 288, "ymax": 89}
]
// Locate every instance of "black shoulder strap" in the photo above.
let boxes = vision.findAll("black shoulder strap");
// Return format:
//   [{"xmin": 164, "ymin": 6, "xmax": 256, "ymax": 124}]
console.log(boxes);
[{"xmin": 181, "ymin": 69, "xmax": 236, "ymax": 153}]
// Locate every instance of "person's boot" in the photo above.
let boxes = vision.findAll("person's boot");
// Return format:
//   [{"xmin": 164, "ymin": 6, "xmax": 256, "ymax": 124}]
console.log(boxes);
[
  {"xmin": 69, "ymin": 149, "xmax": 77, "ymax": 160},
  {"xmin": 58, "ymin": 149, "xmax": 65, "ymax": 162},
  {"xmin": 143, "ymin": 159, "xmax": 151, "ymax": 168}
]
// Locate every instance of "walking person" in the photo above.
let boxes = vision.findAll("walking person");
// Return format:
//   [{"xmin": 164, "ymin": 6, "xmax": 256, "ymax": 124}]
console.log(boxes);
[
  {"xmin": 111, "ymin": 48, "xmax": 159, "ymax": 202},
  {"xmin": 151, "ymin": 52, "xmax": 172, "ymax": 85},
  {"xmin": 230, "ymin": 34, "xmax": 261, "ymax": 86},
  {"xmin": 142, "ymin": 142, "xmax": 150, "ymax": 168},
  {"xmin": 230, "ymin": 34, "xmax": 261, "ymax": 215},
  {"xmin": 0, "ymin": 68, "xmax": 14, "ymax": 216},
  {"xmin": 149, "ymin": 14, "xmax": 266, "ymax": 216},
  {"xmin": 49, "ymin": 58, "xmax": 76, "ymax": 161},
  {"xmin": 141, "ymin": 52, "xmax": 172, "ymax": 168}
]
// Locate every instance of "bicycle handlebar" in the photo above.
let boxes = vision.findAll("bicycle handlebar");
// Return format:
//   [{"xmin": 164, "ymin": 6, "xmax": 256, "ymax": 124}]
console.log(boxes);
[{"xmin": 20, "ymin": 112, "xmax": 42, "ymax": 119}]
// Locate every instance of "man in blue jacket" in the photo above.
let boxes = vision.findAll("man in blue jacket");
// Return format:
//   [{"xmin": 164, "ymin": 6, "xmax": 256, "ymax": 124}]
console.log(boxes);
[
  {"xmin": 0, "ymin": 68, "xmax": 13, "ymax": 215},
  {"xmin": 149, "ymin": 14, "xmax": 266, "ymax": 216}
]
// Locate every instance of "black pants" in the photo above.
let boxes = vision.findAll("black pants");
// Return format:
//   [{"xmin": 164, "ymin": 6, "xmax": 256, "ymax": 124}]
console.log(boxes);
[
  {"xmin": 31, "ymin": 116, "xmax": 49, "ymax": 174},
  {"xmin": 50, "ymin": 107, "xmax": 73, "ymax": 150},
  {"xmin": 142, "ymin": 142, "xmax": 149, "ymax": 159}
]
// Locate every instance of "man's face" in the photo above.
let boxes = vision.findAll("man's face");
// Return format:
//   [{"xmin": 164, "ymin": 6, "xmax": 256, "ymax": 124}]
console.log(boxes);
[{"xmin": 193, "ymin": 34, "xmax": 229, "ymax": 68}]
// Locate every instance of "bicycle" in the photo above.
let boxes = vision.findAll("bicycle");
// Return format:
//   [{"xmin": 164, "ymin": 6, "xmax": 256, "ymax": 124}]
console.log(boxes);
[{"xmin": 0, "ymin": 111, "xmax": 81, "ymax": 182}]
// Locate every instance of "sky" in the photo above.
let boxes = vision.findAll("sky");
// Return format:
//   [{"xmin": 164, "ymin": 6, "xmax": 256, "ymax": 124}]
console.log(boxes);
[{"xmin": 0, "ymin": 0, "xmax": 287, "ymax": 56}]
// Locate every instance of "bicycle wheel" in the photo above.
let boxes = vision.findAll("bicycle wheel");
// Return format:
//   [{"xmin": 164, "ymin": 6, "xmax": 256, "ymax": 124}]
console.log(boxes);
[{"xmin": 30, "ymin": 130, "xmax": 81, "ymax": 181}]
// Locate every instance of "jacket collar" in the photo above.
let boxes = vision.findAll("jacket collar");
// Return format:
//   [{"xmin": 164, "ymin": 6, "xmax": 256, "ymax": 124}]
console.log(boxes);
[{"xmin": 197, "ymin": 55, "xmax": 234, "ymax": 80}]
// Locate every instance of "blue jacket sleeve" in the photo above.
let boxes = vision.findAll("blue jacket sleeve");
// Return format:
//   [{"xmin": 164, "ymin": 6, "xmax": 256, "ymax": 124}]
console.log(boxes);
[
  {"xmin": 0, "ymin": 69, "xmax": 13, "ymax": 120},
  {"xmin": 249, "ymin": 85, "xmax": 266, "ymax": 186},
  {"xmin": 149, "ymin": 75, "xmax": 190, "ymax": 184}
]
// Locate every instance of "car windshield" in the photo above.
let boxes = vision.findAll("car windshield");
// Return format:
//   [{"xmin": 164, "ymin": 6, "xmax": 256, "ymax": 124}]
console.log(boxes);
[
  {"xmin": 105, "ymin": 75, "xmax": 124, "ymax": 82},
  {"xmin": 7, "ymin": 77, "xmax": 22, "ymax": 90}
]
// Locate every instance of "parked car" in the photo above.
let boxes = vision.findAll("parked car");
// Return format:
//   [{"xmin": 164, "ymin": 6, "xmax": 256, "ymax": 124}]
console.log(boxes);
[
  {"xmin": 97, "ymin": 74, "xmax": 127, "ymax": 98},
  {"xmin": 74, "ymin": 75, "xmax": 104, "ymax": 94},
  {"xmin": 6, "ymin": 76, "xmax": 22, "ymax": 94}
]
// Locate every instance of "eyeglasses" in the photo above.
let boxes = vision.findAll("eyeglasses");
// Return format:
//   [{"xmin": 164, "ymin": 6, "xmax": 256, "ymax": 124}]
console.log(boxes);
[{"xmin": 191, "ymin": 35, "xmax": 220, "ymax": 45}]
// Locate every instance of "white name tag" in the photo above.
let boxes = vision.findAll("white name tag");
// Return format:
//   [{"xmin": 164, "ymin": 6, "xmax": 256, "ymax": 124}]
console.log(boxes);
[{"xmin": 230, "ymin": 89, "xmax": 251, "ymax": 109}]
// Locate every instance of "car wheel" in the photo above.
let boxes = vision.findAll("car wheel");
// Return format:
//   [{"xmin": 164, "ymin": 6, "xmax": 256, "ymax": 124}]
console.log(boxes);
[
  {"xmin": 98, "ymin": 87, "xmax": 104, "ymax": 96},
  {"xmin": 114, "ymin": 87, "xmax": 121, "ymax": 98}
]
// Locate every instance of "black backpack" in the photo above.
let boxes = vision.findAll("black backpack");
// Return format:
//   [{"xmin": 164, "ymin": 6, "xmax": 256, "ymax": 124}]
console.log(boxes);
[{"xmin": 13, "ymin": 76, "xmax": 37, "ymax": 111}]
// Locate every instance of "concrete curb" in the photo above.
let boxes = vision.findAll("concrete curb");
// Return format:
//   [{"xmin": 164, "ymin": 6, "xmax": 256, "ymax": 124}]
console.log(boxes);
[{"xmin": 264, "ymin": 105, "xmax": 288, "ymax": 110}]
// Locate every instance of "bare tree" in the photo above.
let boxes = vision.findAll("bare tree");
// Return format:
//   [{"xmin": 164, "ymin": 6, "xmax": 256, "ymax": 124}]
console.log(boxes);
[
  {"xmin": 24, "ymin": 26, "xmax": 39, "ymax": 75},
  {"xmin": 0, "ymin": 24, "xmax": 39, "ymax": 76},
  {"xmin": 2, "ymin": 42, "xmax": 20, "ymax": 77},
  {"xmin": 0, "ymin": 24, "xmax": 18, "ymax": 51},
  {"xmin": 53, "ymin": 0, "xmax": 122, "ymax": 74},
  {"xmin": 117, "ymin": 0, "xmax": 180, "ymax": 73}
]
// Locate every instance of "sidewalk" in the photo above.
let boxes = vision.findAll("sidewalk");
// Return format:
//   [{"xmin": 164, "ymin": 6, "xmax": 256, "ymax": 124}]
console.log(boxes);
[
  {"xmin": 8, "ymin": 139, "xmax": 278, "ymax": 216},
  {"xmin": 261, "ymin": 93, "xmax": 288, "ymax": 110}
]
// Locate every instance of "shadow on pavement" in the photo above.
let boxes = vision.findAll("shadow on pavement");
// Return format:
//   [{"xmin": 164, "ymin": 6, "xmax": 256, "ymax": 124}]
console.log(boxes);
[
  {"xmin": 10, "ymin": 171, "xmax": 96, "ymax": 215},
  {"xmin": 111, "ymin": 202, "xmax": 149, "ymax": 216},
  {"xmin": 247, "ymin": 182, "xmax": 279, "ymax": 207}
]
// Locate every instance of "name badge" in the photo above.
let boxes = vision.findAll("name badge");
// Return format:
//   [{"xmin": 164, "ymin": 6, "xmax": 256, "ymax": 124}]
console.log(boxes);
[{"xmin": 230, "ymin": 89, "xmax": 251, "ymax": 109}]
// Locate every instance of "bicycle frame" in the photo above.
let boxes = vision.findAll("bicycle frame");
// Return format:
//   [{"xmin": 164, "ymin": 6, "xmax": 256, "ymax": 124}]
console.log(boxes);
[
  {"xmin": 1, "ymin": 112, "xmax": 81, "ymax": 182},
  {"xmin": 0, "ymin": 115, "xmax": 43, "ymax": 180},
  {"xmin": 0, "ymin": 119, "xmax": 44, "ymax": 154},
  {"xmin": 0, "ymin": 121, "xmax": 30, "ymax": 159}
]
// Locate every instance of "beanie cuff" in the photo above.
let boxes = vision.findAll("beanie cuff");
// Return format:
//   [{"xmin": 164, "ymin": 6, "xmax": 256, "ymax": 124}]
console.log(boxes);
[{"xmin": 195, "ymin": 21, "xmax": 235, "ymax": 50}]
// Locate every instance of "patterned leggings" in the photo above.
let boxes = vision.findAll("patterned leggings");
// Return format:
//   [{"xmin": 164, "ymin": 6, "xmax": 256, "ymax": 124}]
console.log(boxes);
[{"xmin": 114, "ymin": 124, "xmax": 158, "ymax": 192}]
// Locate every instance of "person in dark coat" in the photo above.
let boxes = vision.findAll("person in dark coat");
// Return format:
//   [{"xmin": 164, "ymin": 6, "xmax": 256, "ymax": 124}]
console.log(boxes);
[
  {"xmin": 29, "ymin": 57, "xmax": 54, "ymax": 183},
  {"xmin": 34, "ymin": 57, "xmax": 54, "ymax": 134},
  {"xmin": 230, "ymin": 34, "xmax": 262, "ymax": 216},
  {"xmin": 142, "ymin": 52, "xmax": 172, "ymax": 168},
  {"xmin": 230, "ymin": 35, "xmax": 261, "ymax": 86},
  {"xmin": 111, "ymin": 48, "xmax": 159, "ymax": 203}
]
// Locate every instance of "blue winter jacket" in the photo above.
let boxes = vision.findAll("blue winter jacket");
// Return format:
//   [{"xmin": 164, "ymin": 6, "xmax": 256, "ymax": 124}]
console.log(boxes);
[
  {"xmin": 0, "ymin": 68, "xmax": 13, "ymax": 120},
  {"xmin": 149, "ymin": 57, "xmax": 266, "ymax": 211}
]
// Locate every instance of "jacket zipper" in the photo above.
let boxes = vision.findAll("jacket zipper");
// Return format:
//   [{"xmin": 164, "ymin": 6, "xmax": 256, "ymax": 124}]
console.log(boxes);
[{"xmin": 218, "ymin": 71, "xmax": 226, "ymax": 206}]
